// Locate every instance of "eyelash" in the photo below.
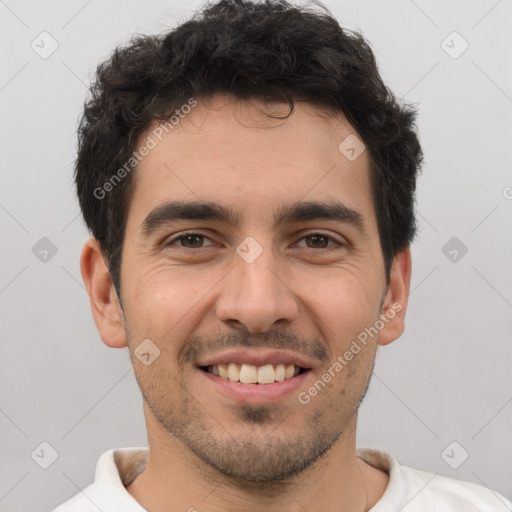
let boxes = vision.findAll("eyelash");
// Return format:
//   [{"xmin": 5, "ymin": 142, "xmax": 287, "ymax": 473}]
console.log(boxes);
[{"xmin": 165, "ymin": 231, "xmax": 343, "ymax": 250}]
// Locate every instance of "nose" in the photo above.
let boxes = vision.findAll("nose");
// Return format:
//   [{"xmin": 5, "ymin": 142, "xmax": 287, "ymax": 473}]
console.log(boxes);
[{"xmin": 215, "ymin": 244, "xmax": 299, "ymax": 333}]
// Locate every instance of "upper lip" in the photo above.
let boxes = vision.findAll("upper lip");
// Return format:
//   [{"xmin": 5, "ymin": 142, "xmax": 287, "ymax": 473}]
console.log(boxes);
[{"xmin": 196, "ymin": 349, "xmax": 317, "ymax": 370}]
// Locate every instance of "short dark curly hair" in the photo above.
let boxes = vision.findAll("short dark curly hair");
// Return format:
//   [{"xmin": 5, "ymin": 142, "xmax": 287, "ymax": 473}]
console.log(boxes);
[{"xmin": 75, "ymin": 0, "xmax": 423, "ymax": 297}]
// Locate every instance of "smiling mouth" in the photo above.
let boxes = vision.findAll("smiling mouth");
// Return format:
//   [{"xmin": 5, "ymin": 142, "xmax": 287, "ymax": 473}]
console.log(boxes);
[{"xmin": 199, "ymin": 363, "xmax": 308, "ymax": 384}]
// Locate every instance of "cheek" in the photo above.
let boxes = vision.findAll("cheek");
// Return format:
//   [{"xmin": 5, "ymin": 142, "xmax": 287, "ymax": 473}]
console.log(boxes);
[
  {"xmin": 295, "ymin": 266, "xmax": 381, "ymax": 346},
  {"xmin": 126, "ymin": 264, "xmax": 219, "ymax": 345},
  {"xmin": 131, "ymin": 263, "xmax": 190, "ymax": 312}
]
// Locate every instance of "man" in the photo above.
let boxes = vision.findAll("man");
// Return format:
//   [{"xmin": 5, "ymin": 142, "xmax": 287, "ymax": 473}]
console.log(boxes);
[{"xmin": 54, "ymin": 0, "xmax": 512, "ymax": 510}]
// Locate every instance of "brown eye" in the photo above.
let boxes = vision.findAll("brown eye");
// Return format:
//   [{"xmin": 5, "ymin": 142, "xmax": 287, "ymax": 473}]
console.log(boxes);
[
  {"xmin": 179, "ymin": 234, "xmax": 205, "ymax": 248},
  {"xmin": 166, "ymin": 232, "xmax": 214, "ymax": 248},
  {"xmin": 296, "ymin": 232, "xmax": 341, "ymax": 249},
  {"xmin": 305, "ymin": 234, "xmax": 329, "ymax": 248}
]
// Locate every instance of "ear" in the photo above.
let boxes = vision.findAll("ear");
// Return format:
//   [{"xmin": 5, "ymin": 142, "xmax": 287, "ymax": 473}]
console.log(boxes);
[
  {"xmin": 377, "ymin": 246, "xmax": 412, "ymax": 346},
  {"xmin": 80, "ymin": 238, "xmax": 127, "ymax": 348}
]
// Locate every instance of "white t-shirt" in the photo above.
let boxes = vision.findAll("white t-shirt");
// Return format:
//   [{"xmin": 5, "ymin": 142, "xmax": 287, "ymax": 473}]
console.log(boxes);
[{"xmin": 53, "ymin": 447, "xmax": 512, "ymax": 511}]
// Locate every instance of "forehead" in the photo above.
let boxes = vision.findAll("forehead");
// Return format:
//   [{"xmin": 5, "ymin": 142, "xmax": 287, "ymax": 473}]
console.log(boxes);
[{"xmin": 126, "ymin": 96, "xmax": 375, "ymax": 231}]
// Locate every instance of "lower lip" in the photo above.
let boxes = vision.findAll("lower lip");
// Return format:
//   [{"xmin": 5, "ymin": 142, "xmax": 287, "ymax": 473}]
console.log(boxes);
[{"xmin": 198, "ymin": 368, "xmax": 311, "ymax": 404}]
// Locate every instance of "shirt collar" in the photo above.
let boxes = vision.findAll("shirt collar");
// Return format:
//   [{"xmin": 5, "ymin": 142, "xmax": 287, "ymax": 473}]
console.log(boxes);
[{"xmin": 94, "ymin": 446, "xmax": 401, "ymax": 511}]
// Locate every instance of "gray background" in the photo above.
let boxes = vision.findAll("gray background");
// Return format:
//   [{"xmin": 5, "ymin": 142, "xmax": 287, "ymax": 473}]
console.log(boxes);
[{"xmin": 1, "ymin": 0, "xmax": 511, "ymax": 510}]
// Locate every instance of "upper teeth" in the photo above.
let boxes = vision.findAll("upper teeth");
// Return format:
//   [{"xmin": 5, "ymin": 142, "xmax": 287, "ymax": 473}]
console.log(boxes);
[{"xmin": 207, "ymin": 363, "xmax": 301, "ymax": 384}]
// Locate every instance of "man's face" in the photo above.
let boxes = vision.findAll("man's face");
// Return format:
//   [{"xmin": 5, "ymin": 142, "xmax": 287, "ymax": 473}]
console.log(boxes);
[{"xmin": 118, "ymin": 96, "xmax": 397, "ymax": 481}]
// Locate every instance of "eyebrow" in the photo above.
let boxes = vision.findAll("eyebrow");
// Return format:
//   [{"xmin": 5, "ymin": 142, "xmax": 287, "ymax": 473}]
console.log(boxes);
[{"xmin": 140, "ymin": 200, "xmax": 367, "ymax": 237}]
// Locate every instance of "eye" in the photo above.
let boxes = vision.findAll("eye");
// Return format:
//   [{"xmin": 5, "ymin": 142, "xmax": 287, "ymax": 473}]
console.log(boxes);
[
  {"xmin": 295, "ymin": 232, "xmax": 342, "ymax": 249},
  {"xmin": 166, "ymin": 232, "xmax": 214, "ymax": 249},
  {"xmin": 164, "ymin": 231, "xmax": 343, "ymax": 251}
]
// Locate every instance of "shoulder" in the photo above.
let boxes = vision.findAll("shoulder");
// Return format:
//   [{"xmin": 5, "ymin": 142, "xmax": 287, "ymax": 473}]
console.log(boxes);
[
  {"xmin": 357, "ymin": 448, "xmax": 512, "ymax": 511},
  {"xmin": 51, "ymin": 483, "xmax": 97, "ymax": 512},
  {"xmin": 51, "ymin": 447, "xmax": 148, "ymax": 512},
  {"xmin": 401, "ymin": 465, "xmax": 512, "ymax": 511}
]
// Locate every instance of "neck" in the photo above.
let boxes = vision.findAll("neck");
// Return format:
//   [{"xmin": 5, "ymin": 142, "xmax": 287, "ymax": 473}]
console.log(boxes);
[{"xmin": 126, "ymin": 413, "xmax": 388, "ymax": 512}]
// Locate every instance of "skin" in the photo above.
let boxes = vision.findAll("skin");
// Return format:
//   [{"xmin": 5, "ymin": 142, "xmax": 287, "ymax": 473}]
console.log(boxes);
[{"xmin": 81, "ymin": 95, "xmax": 411, "ymax": 512}]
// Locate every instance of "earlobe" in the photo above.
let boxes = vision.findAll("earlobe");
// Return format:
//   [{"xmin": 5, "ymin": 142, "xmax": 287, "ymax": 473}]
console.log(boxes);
[
  {"xmin": 80, "ymin": 238, "xmax": 127, "ymax": 348},
  {"xmin": 377, "ymin": 247, "xmax": 412, "ymax": 346}
]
